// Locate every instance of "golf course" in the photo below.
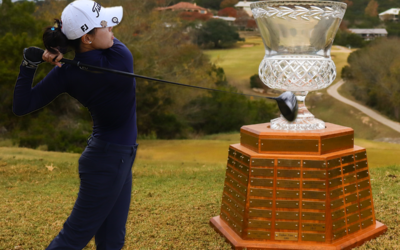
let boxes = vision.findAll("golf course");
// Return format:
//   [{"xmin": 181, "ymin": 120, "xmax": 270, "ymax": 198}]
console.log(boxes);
[{"xmin": 1, "ymin": 37, "xmax": 400, "ymax": 249}]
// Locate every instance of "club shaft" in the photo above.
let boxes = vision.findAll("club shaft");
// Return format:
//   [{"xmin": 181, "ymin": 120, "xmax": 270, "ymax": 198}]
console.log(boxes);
[{"xmin": 60, "ymin": 58, "xmax": 270, "ymax": 99}]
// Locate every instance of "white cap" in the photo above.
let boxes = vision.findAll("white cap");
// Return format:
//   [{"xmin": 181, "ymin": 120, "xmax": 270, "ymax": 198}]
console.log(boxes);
[{"xmin": 61, "ymin": 0, "xmax": 123, "ymax": 40}]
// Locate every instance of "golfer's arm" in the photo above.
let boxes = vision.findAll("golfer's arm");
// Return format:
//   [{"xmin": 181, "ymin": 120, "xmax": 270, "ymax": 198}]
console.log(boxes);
[{"xmin": 13, "ymin": 65, "xmax": 66, "ymax": 116}]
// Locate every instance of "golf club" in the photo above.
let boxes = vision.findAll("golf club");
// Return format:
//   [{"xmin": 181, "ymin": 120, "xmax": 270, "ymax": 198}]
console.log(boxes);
[{"xmin": 24, "ymin": 47, "xmax": 298, "ymax": 122}]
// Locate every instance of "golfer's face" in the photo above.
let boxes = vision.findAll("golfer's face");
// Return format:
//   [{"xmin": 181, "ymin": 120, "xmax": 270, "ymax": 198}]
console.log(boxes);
[{"xmin": 92, "ymin": 26, "xmax": 114, "ymax": 49}]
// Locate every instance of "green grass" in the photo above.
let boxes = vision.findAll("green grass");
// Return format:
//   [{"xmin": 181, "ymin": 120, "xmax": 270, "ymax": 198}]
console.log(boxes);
[{"xmin": 1, "ymin": 141, "xmax": 400, "ymax": 249}]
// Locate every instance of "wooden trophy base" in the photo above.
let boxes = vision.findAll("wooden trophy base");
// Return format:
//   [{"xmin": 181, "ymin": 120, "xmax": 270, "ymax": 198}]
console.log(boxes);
[{"xmin": 210, "ymin": 123, "xmax": 387, "ymax": 250}]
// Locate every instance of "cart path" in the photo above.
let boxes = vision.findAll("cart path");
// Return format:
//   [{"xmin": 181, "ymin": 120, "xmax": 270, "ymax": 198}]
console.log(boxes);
[{"xmin": 327, "ymin": 80, "xmax": 400, "ymax": 133}]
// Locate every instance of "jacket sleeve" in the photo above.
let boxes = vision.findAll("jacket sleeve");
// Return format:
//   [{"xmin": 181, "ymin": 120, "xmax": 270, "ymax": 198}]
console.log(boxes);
[{"xmin": 13, "ymin": 64, "xmax": 67, "ymax": 116}]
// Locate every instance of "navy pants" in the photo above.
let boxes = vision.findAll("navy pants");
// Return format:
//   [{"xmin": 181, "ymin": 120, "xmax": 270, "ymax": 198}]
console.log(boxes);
[{"xmin": 46, "ymin": 136, "xmax": 138, "ymax": 250}]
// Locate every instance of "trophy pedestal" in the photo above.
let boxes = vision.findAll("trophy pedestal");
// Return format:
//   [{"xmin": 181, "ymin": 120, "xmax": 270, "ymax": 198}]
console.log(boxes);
[{"xmin": 210, "ymin": 123, "xmax": 387, "ymax": 250}]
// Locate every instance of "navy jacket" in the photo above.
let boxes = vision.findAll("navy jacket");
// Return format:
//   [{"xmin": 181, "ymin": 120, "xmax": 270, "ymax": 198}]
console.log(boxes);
[{"xmin": 13, "ymin": 38, "xmax": 137, "ymax": 145}]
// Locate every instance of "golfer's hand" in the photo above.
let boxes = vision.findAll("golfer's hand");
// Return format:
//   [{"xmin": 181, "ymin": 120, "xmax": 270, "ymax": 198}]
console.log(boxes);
[{"xmin": 42, "ymin": 49, "xmax": 63, "ymax": 68}]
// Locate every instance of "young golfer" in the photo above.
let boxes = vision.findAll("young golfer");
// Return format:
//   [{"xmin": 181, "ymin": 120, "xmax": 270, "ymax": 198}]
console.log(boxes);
[{"xmin": 13, "ymin": 1, "xmax": 137, "ymax": 249}]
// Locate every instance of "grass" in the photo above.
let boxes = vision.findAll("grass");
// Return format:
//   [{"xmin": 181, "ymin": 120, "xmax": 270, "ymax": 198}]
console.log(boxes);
[{"xmin": 1, "ymin": 141, "xmax": 400, "ymax": 249}]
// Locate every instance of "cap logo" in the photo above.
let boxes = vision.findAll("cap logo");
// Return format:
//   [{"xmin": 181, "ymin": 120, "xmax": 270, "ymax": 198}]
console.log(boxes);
[
  {"xmin": 100, "ymin": 21, "xmax": 107, "ymax": 28},
  {"xmin": 112, "ymin": 17, "xmax": 119, "ymax": 24},
  {"xmin": 92, "ymin": 2, "xmax": 101, "ymax": 18},
  {"xmin": 81, "ymin": 24, "xmax": 89, "ymax": 32}
]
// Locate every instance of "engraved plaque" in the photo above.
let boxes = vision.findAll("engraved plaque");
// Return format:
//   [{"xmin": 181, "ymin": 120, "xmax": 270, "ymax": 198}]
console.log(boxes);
[
  {"xmin": 221, "ymin": 210, "xmax": 243, "ymax": 235},
  {"xmin": 302, "ymin": 223, "xmax": 326, "ymax": 232},
  {"xmin": 252, "ymin": 158, "xmax": 274, "ymax": 167},
  {"xmin": 343, "ymin": 164, "xmax": 356, "ymax": 174},
  {"xmin": 276, "ymin": 211, "xmax": 299, "ymax": 220},
  {"xmin": 252, "ymin": 168, "xmax": 274, "ymax": 177},
  {"xmin": 360, "ymin": 209, "xmax": 373, "ymax": 219},
  {"xmin": 331, "ymin": 198, "xmax": 344, "ymax": 209},
  {"xmin": 303, "ymin": 170, "xmax": 326, "ymax": 179},
  {"xmin": 250, "ymin": 199, "xmax": 272, "ymax": 208},
  {"xmin": 227, "ymin": 166, "xmax": 248, "ymax": 184},
  {"xmin": 330, "ymin": 188, "xmax": 343, "ymax": 198},
  {"xmin": 276, "ymin": 200, "xmax": 299, "ymax": 209},
  {"xmin": 345, "ymin": 193, "xmax": 358, "ymax": 204},
  {"xmin": 250, "ymin": 188, "xmax": 273, "ymax": 198},
  {"xmin": 241, "ymin": 155, "xmax": 250, "ymax": 165},
  {"xmin": 329, "ymin": 177, "xmax": 342, "ymax": 188},
  {"xmin": 358, "ymin": 180, "xmax": 370, "ymax": 190},
  {"xmin": 261, "ymin": 139, "xmax": 318, "ymax": 153},
  {"xmin": 303, "ymin": 181, "xmax": 326, "ymax": 189},
  {"xmin": 276, "ymin": 190, "xmax": 299, "ymax": 198},
  {"xmin": 302, "ymin": 233, "xmax": 325, "ymax": 242},
  {"xmin": 249, "ymin": 208, "xmax": 272, "ymax": 218},
  {"xmin": 357, "ymin": 170, "xmax": 369, "ymax": 180},
  {"xmin": 275, "ymin": 221, "xmax": 299, "ymax": 230},
  {"xmin": 303, "ymin": 160, "xmax": 326, "ymax": 169},
  {"xmin": 343, "ymin": 174, "xmax": 357, "ymax": 184},
  {"xmin": 333, "ymin": 228, "xmax": 347, "ymax": 240},
  {"xmin": 348, "ymin": 223, "xmax": 360, "ymax": 234},
  {"xmin": 359, "ymin": 189, "xmax": 371, "ymax": 198},
  {"xmin": 234, "ymin": 151, "xmax": 242, "ymax": 161},
  {"xmin": 247, "ymin": 230, "xmax": 271, "ymax": 240},
  {"xmin": 328, "ymin": 158, "xmax": 341, "ymax": 168},
  {"xmin": 275, "ymin": 232, "xmax": 298, "ymax": 241},
  {"xmin": 360, "ymin": 199, "xmax": 371, "ymax": 208},
  {"xmin": 226, "ymin": 175, "xmax": 247, "ymax": 194},
  {"xmin": 224, "ymin": 186, "xmax": 246, "ymax": 205},
  {"xmin": 355, "ymin": 151, "xmax": 367, "ymax": 161},
  {"xmin": 346, "ymin": 203, "xmax": 359, "ymax": 214},
  {"xmin": 251, "ymin": 178, "xmax": 273, "ymax": 187},
  {"xmin": 347, "ymin": 213, "xmax": 360, "ymax": 224},
  {"xmin": 302, "ymin": 212, "xmax": 325, "ymax": 221},
  {"xmin": 223, "ymin": 194, "xmax": 245, "ymax": 213},
  {"xmin": 344, "ymin": 184, "xmax": 357, "ymax": 194},
  {"xmin": 332, "ymin": 209, "xmax": 345, "ymax": 219},
  {"xmin": 303, "ymin": 191, "xmax": 326, "ymax": 200},
  {"xmin": 277, "ymin": 159, "xmax": 301, "ymax": 167},
  {"xmin": 356, "ymin": 160, "xmax": 368, "ymax": 170},
  {"xmin": 222, "ymin": 203, "xmax": 243, "ymax": 224},
  {"xmin": 237, "ymin": 163, "xmax": 249, "ymax": 175},
  {"xmin": 361, "ymin": 218, "xmax": 374, "ymax": 229},
  {"xmin": 277, "ymin": 180, "xmax": 300, "ymax": 188},
  {"xmin": 248, "ymin": 219, "xmax": 272, "ymax": 229},
  {"xmin": 328, "ymin": 168, "xmax": 342, "ymax": 178},
  {"xmin": 277, "ymin": 170, "xmax": 300, "ymax": 178},
  {"xmin": 321, "ymin": 134, "xmax": 354, "ymax": 154},
  {"xmin": 302, "ymin": 201, "xmax": 326, "ymax": 210},
  {"xmin": 332, "ymin": 219, "xmax": 346, "ymax": 230},
  {"xmin": 228, "ymin": 148, "xmax": 235, "ymax": 158},
  {"xmin": 241, "ymin": 133, "xmax": 259, "ymax": 151},
  {"xmin": 341, "ymin": 154, "xmax": 354, "ymax": 164}
]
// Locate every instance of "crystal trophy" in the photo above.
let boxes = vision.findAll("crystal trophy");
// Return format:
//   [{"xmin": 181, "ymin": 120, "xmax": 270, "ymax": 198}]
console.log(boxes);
[{"xmin": 251, "ymin": 0, "xmax": 346, "ymax": 130}]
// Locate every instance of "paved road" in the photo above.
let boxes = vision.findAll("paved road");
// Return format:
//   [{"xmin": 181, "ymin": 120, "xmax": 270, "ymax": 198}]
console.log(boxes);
[{"xmin": 327, "ymin": 80, "xmax": 400, "ymax": 133}]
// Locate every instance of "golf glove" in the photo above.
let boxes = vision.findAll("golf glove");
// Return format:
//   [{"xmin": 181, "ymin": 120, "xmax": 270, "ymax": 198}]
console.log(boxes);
[{"xmin": 22, "ymin": 47, "xmax": 44, "ymax": 69}]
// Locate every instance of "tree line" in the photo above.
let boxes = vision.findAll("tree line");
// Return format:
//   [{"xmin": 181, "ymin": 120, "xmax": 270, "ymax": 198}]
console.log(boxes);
[{"xmin": 0, "ymin": 0, "xmax": 277, "ymax": 152}]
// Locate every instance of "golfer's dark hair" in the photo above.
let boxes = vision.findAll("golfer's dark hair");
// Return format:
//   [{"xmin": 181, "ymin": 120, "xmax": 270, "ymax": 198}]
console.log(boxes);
[{"xmin": 43, "ymin": 19, "xmax": 96, "ymax": 54}]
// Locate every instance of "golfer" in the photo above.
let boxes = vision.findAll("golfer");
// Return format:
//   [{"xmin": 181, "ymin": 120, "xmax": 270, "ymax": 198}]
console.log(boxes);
[{"xmin": 13, "ymin": 1, "xmax": 137, "ymax": 249}]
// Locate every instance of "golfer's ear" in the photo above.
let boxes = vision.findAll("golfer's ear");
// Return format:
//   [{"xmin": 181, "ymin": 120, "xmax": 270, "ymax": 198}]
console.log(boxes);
[{"xmin": 81, "ymin": 34, "xmax": 92, "ymax": 45}]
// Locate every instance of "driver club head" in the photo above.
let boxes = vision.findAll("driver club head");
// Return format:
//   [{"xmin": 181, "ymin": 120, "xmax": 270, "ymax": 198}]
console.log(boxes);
[{"xmin": 267, "ymin": 91, "xmax": 298, "ymax": 122}]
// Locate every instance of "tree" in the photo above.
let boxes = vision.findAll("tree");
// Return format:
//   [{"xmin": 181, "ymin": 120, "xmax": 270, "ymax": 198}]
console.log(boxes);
[
  {"xmin": 197, "ymin": 18, "xmax": 244, "ymax": 48},
  {"xmin": 195, "ymin": 0, "xmax": 224, "ymax": 10},
  {"xmin": 220, "ymin": 0, "xmax": 238, "ymax": 9},
  {"xmin": 218, "ymin": 7, "xmax": 237, "ymax": 17},
  {"xmin": 364, "ymin": 0, "xmax": 378, "ymax": 17}
]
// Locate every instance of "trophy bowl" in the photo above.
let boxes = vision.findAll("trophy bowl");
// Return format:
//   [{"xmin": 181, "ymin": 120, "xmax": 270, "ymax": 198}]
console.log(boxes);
[{"xmin": 251, "ymin": 0, "xmax": 347, "ymax": 130}]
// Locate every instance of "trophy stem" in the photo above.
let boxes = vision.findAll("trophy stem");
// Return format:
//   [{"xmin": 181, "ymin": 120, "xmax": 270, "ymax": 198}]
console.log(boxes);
[
  {"xmin": 295, "ymin": 91, "xmax": 314, "ymax": 119},
  {"xmin": 271, "ymin": 91, "xmax": 326, "ymax": 130}
]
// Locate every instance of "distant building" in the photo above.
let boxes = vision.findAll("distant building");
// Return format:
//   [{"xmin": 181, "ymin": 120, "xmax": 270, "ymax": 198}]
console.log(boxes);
[
  {"xmin": 155, "ymin": 2, "xmax": 208, "ymax": 14},
  {"xmin": 213, "ymin": 16, "xmax": 236, "ymax": 26},
  {"xmin": 348, "ymin": 29, "xmax": 388, "ymax": 41},
  {"xmin": 379, "ymin": 8, "xmax": 400, "ymax": 22},
  {"xmin": 234, "ymin": 1, "xmax": 257, "ymax": 17}
]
